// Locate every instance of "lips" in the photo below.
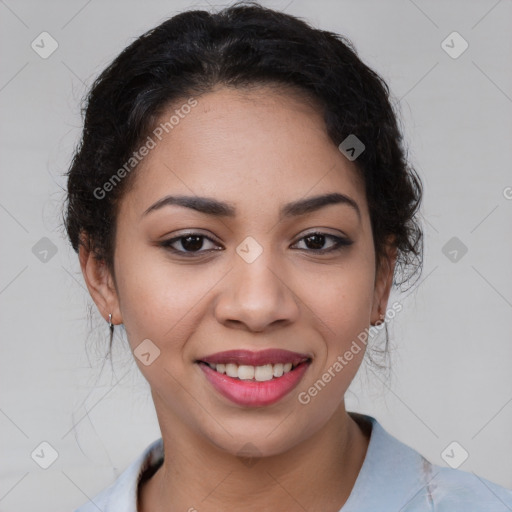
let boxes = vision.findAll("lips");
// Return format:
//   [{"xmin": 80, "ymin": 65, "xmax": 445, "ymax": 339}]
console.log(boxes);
[
  {"xmin": 196, "ymin": 349, "xmax": 312, "ymax": 407},
  {"xmin": 198, "ymin": 349, "xmax": 311, "ymax": 367}
]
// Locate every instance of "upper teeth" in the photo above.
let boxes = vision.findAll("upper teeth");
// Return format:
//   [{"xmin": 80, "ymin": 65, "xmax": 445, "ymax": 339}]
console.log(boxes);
[{"xmin": 208, "ymin": 362, "xmax": 294, "ymax": 381}]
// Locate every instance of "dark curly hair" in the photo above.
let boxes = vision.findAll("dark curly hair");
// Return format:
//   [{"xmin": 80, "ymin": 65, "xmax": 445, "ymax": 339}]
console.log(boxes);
[{"xmin": 64, "ymin": 1, "xmax": 423, "ymax": 362}]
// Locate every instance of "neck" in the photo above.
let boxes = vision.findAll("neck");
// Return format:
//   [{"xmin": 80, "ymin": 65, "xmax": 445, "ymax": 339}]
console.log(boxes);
[{"xmin": 139, "ymin": 404, "xmax": 370, "ymax": 512}]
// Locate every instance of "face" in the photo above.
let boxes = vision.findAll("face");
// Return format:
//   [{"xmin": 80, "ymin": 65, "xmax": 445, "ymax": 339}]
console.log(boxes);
[{"xmin": 82, "ymin": 85, "xmax": 395, "ymax": 457}]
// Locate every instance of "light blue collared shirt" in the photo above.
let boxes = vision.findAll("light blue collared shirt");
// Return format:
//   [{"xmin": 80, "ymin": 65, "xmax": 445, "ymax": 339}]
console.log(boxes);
[{"xmin": 74, "ymin": 413, "xmax": 512, "ymax": 511}]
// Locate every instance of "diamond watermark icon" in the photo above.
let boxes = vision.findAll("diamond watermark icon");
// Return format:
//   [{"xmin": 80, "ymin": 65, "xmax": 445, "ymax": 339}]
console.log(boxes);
[
  {"xmin": 134, "ymin": 338, "xmax": 161, "ymax": 366},
  {"xmin": 32, "ymin": 237, "xmax": 58, "ymax": 263},
  {"xmin": 441, "ymin": 31, "xmax": 468, "ymax": 59},
  {"xmin": 236, "ymin": 236, "xmax": 263, "ymax": 264},
  {"xmin": 441, "ymin": 441, "xmax": 469, "ymax": 469},
  {"xmin": 236, "ymin": 442, "xmax": 262, "ymax": 468},
  {"xmin": 31, "ymin": 32, "xmax": 59, "ymax": 59},
  {"xmin": 442, "ymin": 236, "xmax": 468, "ymax": 263},
  {"xmin": 338, "ymin": 134, "xmax": 365, "ymax": 161},
  {"xmin": 31, "ymin": 441, "xmax": 59, "ymax": 469}
]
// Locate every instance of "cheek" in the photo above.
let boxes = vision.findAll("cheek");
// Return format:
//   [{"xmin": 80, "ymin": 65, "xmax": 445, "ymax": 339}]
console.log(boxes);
[
  {"xmin": 293, "ymin": 254, "xmax": 374, "ymax": 395},
  {"xmin": 114, "ymin": 245, "xmax": 210, "ymax": 354},
  {"xmin": 300, "ymin": 259, "xmax": 375, "ymax": 335}
]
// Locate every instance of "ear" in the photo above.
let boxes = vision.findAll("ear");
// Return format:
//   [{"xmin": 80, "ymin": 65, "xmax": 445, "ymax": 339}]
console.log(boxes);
[
  {"xmin": 370, "ymin": 237, "xmax": 397, "ymax": 325},
  {"xmin": 78, "ymin": 238, "xmax": 122, "ymax": 326}
]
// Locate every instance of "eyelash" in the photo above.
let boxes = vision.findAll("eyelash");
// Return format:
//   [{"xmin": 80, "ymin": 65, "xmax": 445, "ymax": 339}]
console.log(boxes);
[{"xmin": 158, "ymin": 231, "xmax": 353, "ymax": 257}]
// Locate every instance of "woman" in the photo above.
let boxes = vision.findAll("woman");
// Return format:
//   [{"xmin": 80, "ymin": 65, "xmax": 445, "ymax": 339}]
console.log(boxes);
[{"xmin": 66, "ymin": 2, "xmax": 512, "ymax": 511}]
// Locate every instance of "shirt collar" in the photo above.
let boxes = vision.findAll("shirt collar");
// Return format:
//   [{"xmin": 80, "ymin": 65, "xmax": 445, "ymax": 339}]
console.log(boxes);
[{"xmin": 81, "ymin": 412, "xmax": 432, "ymax": 512}]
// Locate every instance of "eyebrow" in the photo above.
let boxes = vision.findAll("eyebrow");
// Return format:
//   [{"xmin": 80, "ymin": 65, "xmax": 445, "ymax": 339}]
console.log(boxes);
[
  {"xmin": 280, "ymin": 192, "xmax": 360, "ymax": 221},
  {"xmin": 142, "ymin": 192, "xmax": 361, "ymax": 222},
  {"xmin": 143, "ymin": 195, "xmax": 237, "ymax": 218}
]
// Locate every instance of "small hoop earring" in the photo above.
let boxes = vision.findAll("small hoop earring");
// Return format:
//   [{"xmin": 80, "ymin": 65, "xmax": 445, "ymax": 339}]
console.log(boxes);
[
  {"xmin": 108, "ymin": 313, "xmax": 114, "ymax": 346},
  {"xmin": 372, "ymin": 305, "xmax": 385, "ymax": 326}
]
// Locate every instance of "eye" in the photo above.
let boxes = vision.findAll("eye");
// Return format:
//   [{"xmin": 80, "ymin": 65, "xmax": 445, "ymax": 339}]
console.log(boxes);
[
  {"xmin": 292, "ymin": 232, "xmax": 353, "ymax": 253},
  {"xmin": 159, "ymin": 233, "xmax": 222, "ymax": 256}
]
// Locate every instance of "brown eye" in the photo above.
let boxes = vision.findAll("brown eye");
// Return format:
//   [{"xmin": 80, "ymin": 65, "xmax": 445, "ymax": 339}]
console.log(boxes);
[
  {"xmin": 292, "ymin": 232, "xmax": 353, "ymax": 253},
  {"xmin": 159, "ymin": 233, "xmax": 222, "ymax": 256},
  {"xmin": 180, "ymin": 235, "xmax": 205, "ymax": 252},
  {"xmin": 303, "ymin": 233, "xmax": 326, "ymax": 250}
]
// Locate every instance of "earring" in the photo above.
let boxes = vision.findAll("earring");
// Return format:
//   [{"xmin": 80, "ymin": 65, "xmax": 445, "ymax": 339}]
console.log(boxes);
[
  {"xmin": 372, "ymin": 305, "xmax": 385, "ymax": 326},
  {"xmin": 108, "ymin": 313, "xmax": 114, "ymax": 346}
]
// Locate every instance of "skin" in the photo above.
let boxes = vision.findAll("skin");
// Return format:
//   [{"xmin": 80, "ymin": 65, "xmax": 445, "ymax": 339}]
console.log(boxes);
[{"xmin": 80, "ymin": 85, "xmax": 397, "ymax": 512}]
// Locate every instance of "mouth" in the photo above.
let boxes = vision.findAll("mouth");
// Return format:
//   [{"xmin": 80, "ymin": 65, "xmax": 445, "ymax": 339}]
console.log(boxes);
[
  {"xmin": 198, "ymin": 360, "xmax": 306, "ymax": 381},
  {"xmin": 196, "ymin": 349, "xmax": 312, "ymax": 407}
]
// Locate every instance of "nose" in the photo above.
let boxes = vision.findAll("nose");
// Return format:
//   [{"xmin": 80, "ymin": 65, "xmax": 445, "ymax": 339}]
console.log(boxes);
[{"xmin": 214, "ymin": 250, "xmax": 299, "ymax": 333}]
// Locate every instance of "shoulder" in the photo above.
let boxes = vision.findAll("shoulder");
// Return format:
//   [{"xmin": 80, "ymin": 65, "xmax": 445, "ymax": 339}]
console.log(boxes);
[
  {"xmin": 72, "ymin": 438, "xmax": 164, "ymax": 512},
  {"xmin": 398, "ymin": 462, "xmax": 512, "ymax": 511},
  {"xmin": 426, "ymin": 463, "xmax": 512, "ymax": 510},
  {"xmin": 348, "ymin": 413, "xmax": 512, "ymax": 512}
]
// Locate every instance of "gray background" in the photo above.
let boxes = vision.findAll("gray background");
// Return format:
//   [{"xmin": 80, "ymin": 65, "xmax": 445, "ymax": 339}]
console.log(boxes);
[{"xmin": 0, "ymin": 0, "xmax": 511, "ymax": 510}]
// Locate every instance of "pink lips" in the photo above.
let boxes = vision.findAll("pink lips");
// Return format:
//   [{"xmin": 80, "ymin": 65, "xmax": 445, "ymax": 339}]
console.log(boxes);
[
  {"xmin": 197, "ymin": 349, "xmax": 311, "ymax": 407},
  {"xmin": 199, "ymin": 349, "xmax": 310, "ymax": 367}
]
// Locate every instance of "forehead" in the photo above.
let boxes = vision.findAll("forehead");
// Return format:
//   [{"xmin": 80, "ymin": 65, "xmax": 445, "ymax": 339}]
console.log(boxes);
[{"xmin": 123, "ymin": 85, "xmax": 367, "ymax": 217}]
